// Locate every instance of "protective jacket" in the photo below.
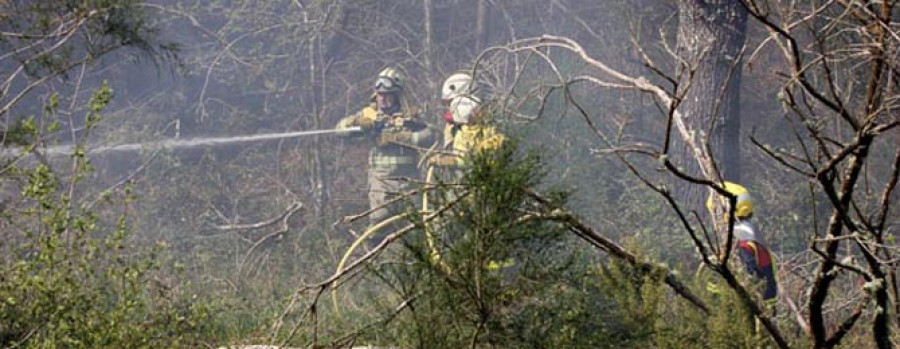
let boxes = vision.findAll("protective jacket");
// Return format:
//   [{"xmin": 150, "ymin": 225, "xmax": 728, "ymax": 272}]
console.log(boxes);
[
  {"xmin": 336, "ymin": 102, "xmax": 434, "ymax": 167},
  {"xmin": 734, "ymin": 220, "xmax": 778, "ymax": 300},
  {"xmin": 431, "ymin": 123, "xmax": 505, "ymax": 167},
  {"xmin": 336, "ymin": 101, "xmax": 435, "ymax": 226}
]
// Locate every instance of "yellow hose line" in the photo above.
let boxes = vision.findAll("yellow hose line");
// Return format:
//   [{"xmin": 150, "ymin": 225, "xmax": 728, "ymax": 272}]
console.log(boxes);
[
  {"xmin": 423, "ymin": 165, "xmax": 453, "ymax": 275},
  {"xmin": 422, "ymin": 166, "xmax": 443, "ymax": 265},
  {"xmin": 331, "ymin": 160, "xmax": 452, "ymax": 316},
  {"xmin": 332, "ymin": 213, "xmax": 406, "ymax": 316}
]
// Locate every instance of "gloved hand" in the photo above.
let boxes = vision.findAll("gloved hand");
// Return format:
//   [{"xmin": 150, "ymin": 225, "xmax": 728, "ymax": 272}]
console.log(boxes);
[
  {"xmin": 428, "ymin": 154, "xmax": 459, "ymax": 167},
  {"xmin": 376, "ymin": 131, "xmax": 412, "ymax": 146},
  {"xmin": 358, "ymin": 115, "xmax": 377, "ymax": 130},
  {"xmin": 390, "ymin": 115, "xmax": 406, "ymax": 128}
]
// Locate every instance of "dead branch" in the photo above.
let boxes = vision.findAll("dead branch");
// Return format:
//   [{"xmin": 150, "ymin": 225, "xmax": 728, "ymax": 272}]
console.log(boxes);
[
  {"xmin": 272, "ymin": 191, "xmax": 468, "ymax": 340},
  {"xmin": 523, "ymin": 188, "xmax": 711, "ymax": 315},
  {"xmin": 235, "ymin": 201, "xmax": 304, "ymax": 278},
  {"xmin": 216, "ymin": 201, "xmax": 304, "ymax": 231}
]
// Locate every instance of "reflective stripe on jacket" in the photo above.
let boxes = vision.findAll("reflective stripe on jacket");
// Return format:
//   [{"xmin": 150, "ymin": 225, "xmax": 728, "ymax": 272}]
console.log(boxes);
[{"xmin": 336, "ymin": 102, "xmax": 435, "ymax": 170}]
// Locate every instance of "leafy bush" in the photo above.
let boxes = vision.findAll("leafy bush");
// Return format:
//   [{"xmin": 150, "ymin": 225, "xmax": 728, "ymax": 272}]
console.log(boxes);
[
  {"xmin": 330, "ymin": 142, "xmax": 675, "ymax": 348},
  {"xmin": 0, "ymin": 85, "xmax": 213, "ymax": 348}
]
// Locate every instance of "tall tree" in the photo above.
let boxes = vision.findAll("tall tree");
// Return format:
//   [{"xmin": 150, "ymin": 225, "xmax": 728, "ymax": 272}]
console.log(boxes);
[
  {"xmin": 673, "ymin": 0, "xmax": 748, "ymax": 188},
  {"xmin": 475, "ymin": 0, "xmax": 490, "ymax": 51}
]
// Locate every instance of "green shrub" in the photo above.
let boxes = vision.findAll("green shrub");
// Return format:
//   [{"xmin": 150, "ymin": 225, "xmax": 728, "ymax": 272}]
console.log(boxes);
[{"xmin": 0, "ymin": 85, "xmax": 213, "ymax": 348}]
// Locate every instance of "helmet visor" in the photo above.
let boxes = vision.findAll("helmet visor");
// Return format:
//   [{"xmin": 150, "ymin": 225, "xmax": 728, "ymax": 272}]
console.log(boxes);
[{"xmin": 374, "ymin": 77, "xmax": 396, "ymax": 92}]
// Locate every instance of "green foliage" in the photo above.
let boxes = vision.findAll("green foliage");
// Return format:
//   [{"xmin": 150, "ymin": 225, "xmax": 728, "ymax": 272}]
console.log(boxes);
[
  {"xmin": 592, "ymin": 254, "xmax": 666, "ymax": 347},
  {"xmin": 692, "ymin": 276, "xmax": 763, "ymax": 349},
  {"xmin": 313, "ymin": 140, "xmax": 783, "ymax": 349},
  {"xmin": 327, "ymin": 142, "xmax": 673, "ymax": 348},
  {"xmin": 369, "ymin": 143, "xmax": 566, "ymax": 348},
  {"xmin": 0, "ymin": 88, "xmax": 214, "ymax": 348},
  {"xmin": 586, "ymin": 241, "xmax": 771, "ymax": 349},
  {"xmin": 4, "ymin": 0, "xmax": 178, "ymax": 78}
]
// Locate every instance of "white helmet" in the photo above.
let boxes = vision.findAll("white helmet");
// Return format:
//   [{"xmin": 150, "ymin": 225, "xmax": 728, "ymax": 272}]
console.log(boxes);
[
  {"xmin": 448, "ymin": 95, "xmax": 481, "ymax": 124},
  {"xmin": 441, "ymin": 72, "xmax": 473, "ymax": 101}
]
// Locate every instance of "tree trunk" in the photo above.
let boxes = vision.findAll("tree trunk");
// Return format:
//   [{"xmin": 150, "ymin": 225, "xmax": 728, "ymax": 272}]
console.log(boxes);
[
  {"xmin": 423, "ymin": 0, "xmax": 436, "ymax": 109},
  {"xmin": 310, "ymin": 33, "xmax": 327, "ymax": 215},
  {"xmin": 476, "ymin": 0, "xmax": 490, "ymax": 51},
  {"xmin": 673, "ymin": 0, "xmax": 747, "ymax": 206}
]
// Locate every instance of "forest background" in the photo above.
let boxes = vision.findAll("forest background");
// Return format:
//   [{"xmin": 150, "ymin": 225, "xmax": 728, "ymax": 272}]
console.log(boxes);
[{"xmin": 1, "ymin": 1, "xmax": 899, "ymax": 348}]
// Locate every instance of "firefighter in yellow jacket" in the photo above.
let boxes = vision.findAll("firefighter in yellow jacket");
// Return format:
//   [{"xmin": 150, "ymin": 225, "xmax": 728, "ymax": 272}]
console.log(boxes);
[
  {"xmin": 428, "ymin": 72, "xmax": 510, "ymax": 273},
  {"xmin": 335, "ymin": 67, "xmax": 435, "ymax": 230},
  {"xmin": 430, "ymin": 72, "xmax": 504, "ymax": 168}
]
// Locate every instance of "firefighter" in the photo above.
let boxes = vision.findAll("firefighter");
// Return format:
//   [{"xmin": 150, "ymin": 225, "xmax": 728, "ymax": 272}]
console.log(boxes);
[
  {"xmin": 429, "ymin": 72, "xmax": 504, "ymax": 168},
  {"xmin": 335, "ymin": 67, "xmax": 435, "ymax": 231},
  {"xmin": 428, "ymin": 72, "xmax": 511, "ymax": 274},
  {"xmin": 439, "ymin": 72, "xmax": 475, "ymax": 149},
  {"xmin": 708, "ymin": 181, "xmax": 778, "ymax": 300}
]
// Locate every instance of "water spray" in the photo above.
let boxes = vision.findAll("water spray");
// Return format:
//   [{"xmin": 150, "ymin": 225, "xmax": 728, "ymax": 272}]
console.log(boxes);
[{"xmin": 6, "ymin": 126, "xmax": 362, "ymax": 157}]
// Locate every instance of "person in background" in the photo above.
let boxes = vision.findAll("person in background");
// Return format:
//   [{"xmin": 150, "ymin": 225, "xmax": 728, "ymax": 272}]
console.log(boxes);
[
  {"xmin": 707, "ymin": 181, "xmax": 778, "ymax": 301},
  {"xmin": 429, "ymin": 71, "xmax": 504, "ymax": 169},
  {"xmin": 439, "ymin": 72, "xmax": 475, "ymax": 149},
  {"xmin": 429, "ymin": 71, "xmax": 510, "ymax": 273}
]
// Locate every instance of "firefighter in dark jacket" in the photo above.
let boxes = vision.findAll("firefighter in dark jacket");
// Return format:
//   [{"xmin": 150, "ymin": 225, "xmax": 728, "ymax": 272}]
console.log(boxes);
[
  {"xmin": 708, "ymin": 181, "xmax": 778, "ymax": 301},
  {"xmin": 335, "ymin": 67, "xmax": 435, "ymax": 234}
]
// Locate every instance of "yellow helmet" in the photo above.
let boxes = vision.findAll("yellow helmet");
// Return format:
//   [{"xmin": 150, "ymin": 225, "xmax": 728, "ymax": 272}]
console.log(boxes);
[
  {"xmin": 374, "ymin": 67, "xmax": 404, "ymax": 93},
  {"xmin": 706, "ymin": 181, "xmax": 754, "ymax": 219}
]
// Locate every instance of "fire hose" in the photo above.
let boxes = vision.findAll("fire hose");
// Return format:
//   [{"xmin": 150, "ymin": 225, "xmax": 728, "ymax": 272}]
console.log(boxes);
[{"xmin": 331, "ymin": 159, "xmax": 451, "ymax": 315}]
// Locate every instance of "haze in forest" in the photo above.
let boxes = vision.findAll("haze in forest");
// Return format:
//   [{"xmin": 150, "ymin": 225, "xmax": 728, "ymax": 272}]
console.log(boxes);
[{"xmin": 1, "ymin": 1, "xmax": 898, "ymax": 348}]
